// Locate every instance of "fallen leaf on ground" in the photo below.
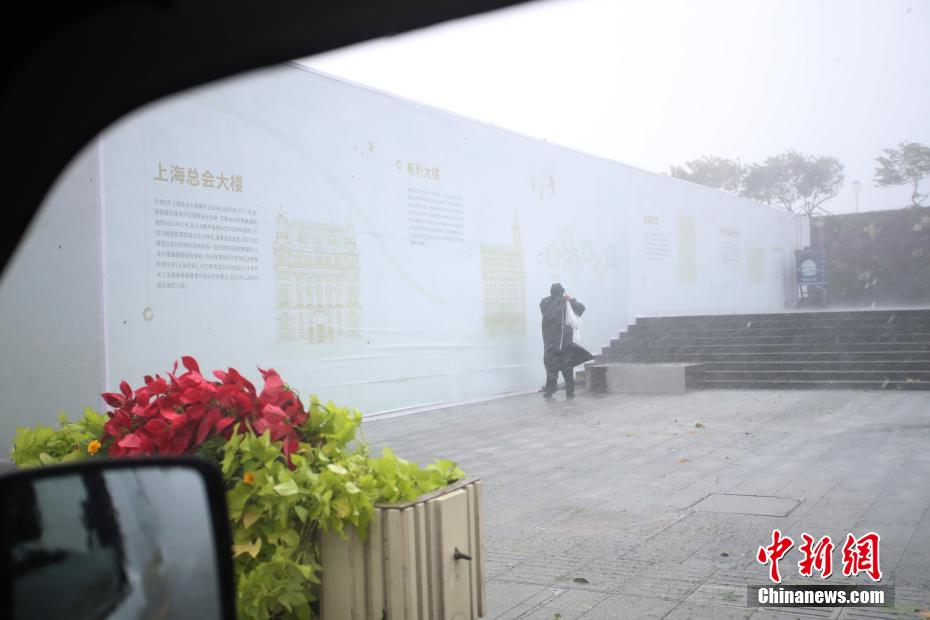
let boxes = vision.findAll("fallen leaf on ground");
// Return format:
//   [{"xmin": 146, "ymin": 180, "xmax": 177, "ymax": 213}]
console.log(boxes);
[
  {"xmin": 573, "ymin": 577, "xmax": 589, "ymax": 584},
  {"xmin": 695, "ymin": 422, "xmax": 705, "ymax": 428},
  {"xmin": 677, "ymin": 457, "xmax": 689, "ymax": 464}
]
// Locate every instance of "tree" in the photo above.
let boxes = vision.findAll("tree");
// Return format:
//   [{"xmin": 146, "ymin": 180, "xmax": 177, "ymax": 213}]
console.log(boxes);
[
  {"xmin": 741, "ymin": 151, "xmax": 844, "ymax": 217},
  {"xmin": 670, "ymin": 150, "xmax": 845, "ymax": 216},
  {"xmin": 874, "ymin": 141, "xmax": 930, "ymax": 207},
  {"xmin": 669, "ymin": 156, "xmax": 745, "ymax": 193}
]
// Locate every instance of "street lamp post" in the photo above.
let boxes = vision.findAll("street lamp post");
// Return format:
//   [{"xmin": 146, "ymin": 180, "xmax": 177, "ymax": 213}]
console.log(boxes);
[{"xmin": 852, "ymin": 180, "xmax": 861, "ymax": 213}]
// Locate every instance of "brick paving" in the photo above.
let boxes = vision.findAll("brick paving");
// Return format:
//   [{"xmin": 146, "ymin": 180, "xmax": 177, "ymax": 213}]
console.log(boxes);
[{"xmin": 361, "ymin": 389, "xmax": 930, "ymax": 619}]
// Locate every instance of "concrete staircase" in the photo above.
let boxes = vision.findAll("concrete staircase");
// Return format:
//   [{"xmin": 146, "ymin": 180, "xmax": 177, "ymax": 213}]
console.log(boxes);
[{"xmin": 590, "ymin": 309, "xmax": 930, "ymax": 390}]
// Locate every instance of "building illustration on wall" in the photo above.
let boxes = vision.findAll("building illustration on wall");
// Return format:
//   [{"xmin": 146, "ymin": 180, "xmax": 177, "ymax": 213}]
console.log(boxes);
[
  {"xmin": 480, "ymin": 213, "xmax": 526, "ymax": 336},
  {"xmin": 273, "ymin": 210, "xmax": 360, "ymax": 343},
  {"xmin": 539, "ymin": 227, "xmax": 618, "ymax": 282}
]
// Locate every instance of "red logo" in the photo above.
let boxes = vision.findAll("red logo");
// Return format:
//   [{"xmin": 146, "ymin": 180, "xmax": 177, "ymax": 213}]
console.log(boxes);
[
  {"xmin": 757, "ymin": 530, "xmax": 882, "ymax": 583},
  {"xmin": 798, "ymin": 533, "xmax": 834, "ymax": 579},
  {"xmin": 756, "ymin": 529, "xmax": 794, "ymax": 584},
  {"xmin": 841, "ymin": 532, "xmax": 882, "ymax": 581}
]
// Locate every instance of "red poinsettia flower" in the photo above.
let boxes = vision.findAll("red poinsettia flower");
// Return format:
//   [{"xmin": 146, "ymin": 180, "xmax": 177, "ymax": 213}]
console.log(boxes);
[{"xmin": 98, "ymin": 356, "xmax": 309, "ymax": 466}]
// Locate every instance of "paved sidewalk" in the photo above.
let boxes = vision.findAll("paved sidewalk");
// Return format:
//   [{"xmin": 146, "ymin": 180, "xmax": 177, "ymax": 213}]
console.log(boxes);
[{"xmin": 362, "ymin": 389, "xmax": 930, "ymax": 619}]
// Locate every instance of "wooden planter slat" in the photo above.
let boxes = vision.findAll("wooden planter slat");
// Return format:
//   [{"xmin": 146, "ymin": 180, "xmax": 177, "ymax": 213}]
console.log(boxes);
[{"xmin": 321, "ymin": 478, "xmax": 486, "ymax": 619}]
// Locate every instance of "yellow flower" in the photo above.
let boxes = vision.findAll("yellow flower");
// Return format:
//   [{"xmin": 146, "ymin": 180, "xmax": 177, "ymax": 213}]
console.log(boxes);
[
  {"xmin": 87, "ymin": 440, "xmax": 101, "ymax": 455},
  {"xmin": 243, "ymin": 471, "xmax": 255, "ymax": 485}
]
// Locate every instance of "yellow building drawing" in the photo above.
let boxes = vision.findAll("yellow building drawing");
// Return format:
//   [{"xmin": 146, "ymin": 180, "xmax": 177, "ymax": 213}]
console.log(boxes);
[
  {"xmin": 273, "ymin": 211, "xmax": 360, "ymax": 343},
  {"xmin": 480, "ymin": 214, "xmax": 526, "ymax": 336},
  {"xmin": 748, "ymin": 246, "xmax": 766, "ymax": 283}
]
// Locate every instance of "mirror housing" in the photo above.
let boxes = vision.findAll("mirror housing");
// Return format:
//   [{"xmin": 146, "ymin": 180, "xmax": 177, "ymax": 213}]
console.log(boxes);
[{"xmin": 0, "ymin": 457, "xmax": 236, "ymax": 620}]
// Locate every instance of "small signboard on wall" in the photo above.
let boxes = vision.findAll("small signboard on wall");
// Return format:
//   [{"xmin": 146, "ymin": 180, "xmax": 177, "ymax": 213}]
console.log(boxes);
[{"xmin": 795, "ymin": 250, "xmax": 825, "ymax": 285}]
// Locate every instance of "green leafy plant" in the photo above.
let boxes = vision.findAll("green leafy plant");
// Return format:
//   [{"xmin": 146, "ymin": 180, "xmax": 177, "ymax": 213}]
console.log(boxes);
[
  {"xmin": 10, "ymin": 408, "xmax": 107, "ymax": 466},
  {"xmin": 369, "ymin": 446, "xmax": 464, "ymax": 504},
  {"xmin": 9, "ymin": 364, "xmax": 464, "ymax": 620},
  {"xmin": 220, "ymin": 397, "xmax": 462, "ymax": 619}
]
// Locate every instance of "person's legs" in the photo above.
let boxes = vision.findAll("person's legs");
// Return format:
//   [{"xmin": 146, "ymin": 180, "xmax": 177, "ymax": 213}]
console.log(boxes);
[
  {"xmin": 562, "ymin": 366, "xmax": 575, "ymax": 398},
  {"xmin": 543, "ymin": 350, "xmax": 558, "ymax": 396}
]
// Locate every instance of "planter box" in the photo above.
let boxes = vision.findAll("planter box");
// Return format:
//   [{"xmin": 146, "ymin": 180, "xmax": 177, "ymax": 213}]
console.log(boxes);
[
  {"xmin": 586, "ymin": 362, "xmax": 694, "ymax": 394},
  {"xmin": 320, "ymin": 478, "xmax": 486, "ymax": 619}
]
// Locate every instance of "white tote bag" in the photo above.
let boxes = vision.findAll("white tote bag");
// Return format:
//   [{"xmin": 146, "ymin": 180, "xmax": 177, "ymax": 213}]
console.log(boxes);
[{"xmin": 564, "ymin": 300, "xmax": 581, "ymax": 344}]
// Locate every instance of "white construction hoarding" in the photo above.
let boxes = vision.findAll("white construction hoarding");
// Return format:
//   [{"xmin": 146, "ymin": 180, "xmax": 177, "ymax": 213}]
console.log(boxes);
[{"xmin": 0, "ymin": 64, "xmax": 806, "ymax": 448}]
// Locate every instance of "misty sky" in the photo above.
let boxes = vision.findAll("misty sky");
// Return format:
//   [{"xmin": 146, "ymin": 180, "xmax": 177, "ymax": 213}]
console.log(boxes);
[{"xmin": 303, "ymin": 0, "xmax": 930, "ymax": 215}]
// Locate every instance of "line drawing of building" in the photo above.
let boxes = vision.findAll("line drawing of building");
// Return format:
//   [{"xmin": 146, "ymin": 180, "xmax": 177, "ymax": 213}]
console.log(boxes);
[
  {"xmin": 539, "ymin": 227, "xmax": 618, "ymax": 282},
  {"xmin": 273, "ymin": 210, "xmax": 360, "ymax": 343},
  {"xmin": 480, "ymin": 213, "xmax": 526, "ymax": 336}
]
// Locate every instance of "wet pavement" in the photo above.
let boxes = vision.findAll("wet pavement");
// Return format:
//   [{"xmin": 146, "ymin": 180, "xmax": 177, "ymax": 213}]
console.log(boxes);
[{"xmin": 361, "ymin": 388, "xmax": 930, "ymax": 619}]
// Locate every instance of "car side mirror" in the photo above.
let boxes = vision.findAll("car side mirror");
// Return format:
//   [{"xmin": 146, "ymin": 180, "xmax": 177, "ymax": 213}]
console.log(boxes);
[{"xmin": 0, "ymin": 457, "xmax": 236, "ymax": 620}]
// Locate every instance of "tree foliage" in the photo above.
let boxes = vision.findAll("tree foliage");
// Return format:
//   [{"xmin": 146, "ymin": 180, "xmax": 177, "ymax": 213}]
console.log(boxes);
[
  {"xmin": 669, "ymin": 156, "xmax": 744, "ymax": 193},
  {"xmin": 742, "ymin": 151, "xmax": 844, "ymax": 216},
  {"xmin": 670, "ymin": 150, "xmax": 845, "ymax": 217},
  {"xmin": 874, "ymin": 141, "xmax": 930, "ymax": 207}
]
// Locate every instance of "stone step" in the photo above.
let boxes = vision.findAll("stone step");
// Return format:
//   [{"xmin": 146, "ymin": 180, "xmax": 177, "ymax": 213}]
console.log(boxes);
[
  {"xmin": 636, "ymin": 309, "xmax": 930, "ymax": 322},
  {"xmin": 682, "ymin": 360, "xmax": 930, "ymax": 371},
  {"xmin": 611, "ymin": 334, "xmax": 930, "ymax": 346},
  {"xmin": 601, "ymin": 310, "xmax": 930, "ymax": 391},
  {"xmin": 603, "ymin": 342, "xmax": 930, "ymax": 355},
  {"xmin": 635, "ymin": 311, "xmax": 930, "ymax": 325},
  {"xmin": 692, "ymin": 379, "xmax": 930, "ymax": 390},
  {"xmin": 632, "ymin": 322, "xmax": 930, "ymax": 332},
  {"xmin": 599, "ymin": 351, "xmax": 930, "ymax": 363},
  {"xmin": 686, "ymin": 369, "xmax": 930, "ymax": 382},
  {"xmin": 626, "ymin": 324, "xmax": 930, "ymax": 335}
]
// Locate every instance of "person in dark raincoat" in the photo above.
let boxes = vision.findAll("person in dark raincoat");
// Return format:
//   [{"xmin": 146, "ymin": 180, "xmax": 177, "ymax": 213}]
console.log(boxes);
[{"xmin": 540, "ymin": 283, "xmax": 593, "ymax": 399}]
